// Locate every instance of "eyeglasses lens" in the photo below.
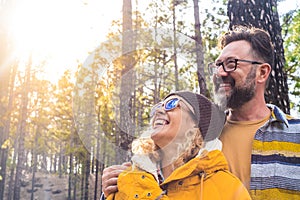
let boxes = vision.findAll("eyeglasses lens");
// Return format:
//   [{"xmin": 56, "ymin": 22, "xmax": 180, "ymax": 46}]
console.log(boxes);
[
  {"xmin": 225, "ymin": 59, "xmax": 236, "ymax": 71},
  {"xmin": 164, "ymin": 98, "xmax": 179, "ymax": 111},
  {"xmin": 150, "ymin": 98, "xmax": 180, "ymax": 117},
  {"xmin": 150, "ymin": 102, "xmax": 162, "ymax": 117}
]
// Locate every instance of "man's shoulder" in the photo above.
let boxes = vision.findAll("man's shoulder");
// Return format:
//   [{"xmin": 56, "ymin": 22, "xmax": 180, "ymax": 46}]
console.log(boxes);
[{"xmin": 267, "ymin": 104, "xmax": 300, "ymax": 125}]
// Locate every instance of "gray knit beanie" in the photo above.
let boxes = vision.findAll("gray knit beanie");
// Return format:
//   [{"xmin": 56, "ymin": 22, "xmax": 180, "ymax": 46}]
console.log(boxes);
[{"xmin": 164, "ymin": 91, "xmax": 225, "ymax": 141}]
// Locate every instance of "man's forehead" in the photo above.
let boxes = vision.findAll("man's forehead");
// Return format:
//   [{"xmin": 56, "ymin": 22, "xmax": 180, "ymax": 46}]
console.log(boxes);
[{"xmin": 217, "ymin": 40, "xmax": 251, "ymax": 60}]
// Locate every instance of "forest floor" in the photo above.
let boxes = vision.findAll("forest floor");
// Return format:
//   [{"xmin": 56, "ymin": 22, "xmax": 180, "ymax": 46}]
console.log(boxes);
[
  {"xmin": 3, "ymin": 171, "xmax": 101, "ymax": 200},
  {"xmin": 19, "ymin": 172, "xmax": 69, "ymax": 200}
]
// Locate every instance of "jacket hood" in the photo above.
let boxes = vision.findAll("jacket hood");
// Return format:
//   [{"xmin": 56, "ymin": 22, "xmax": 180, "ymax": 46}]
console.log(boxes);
[{"xmin": 162, "ymin": 150, "xmax": 228, "ymax": 185}]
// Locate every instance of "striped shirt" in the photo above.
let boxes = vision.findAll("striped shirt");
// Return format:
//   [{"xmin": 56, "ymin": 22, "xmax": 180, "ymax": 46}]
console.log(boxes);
[{"xmin": 250, "ymin": 104, "xmax": 300, "ymax": 199}]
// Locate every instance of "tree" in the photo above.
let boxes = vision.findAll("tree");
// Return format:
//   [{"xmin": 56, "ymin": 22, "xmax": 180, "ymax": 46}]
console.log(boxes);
[
  {"xmin": 0, "ymin": 1, "xmax": 15, "ymax": 198},
  {"xmin": 13, "ymin": 56, "xmax": 32, "ymax": 200},
  {"xmin": 227, "ymin": 0, "xmax": 290, "ymax": 114},
  {"xmin": 117, "ymin": 0, "xmax": 135, "ymax": 164},
  {"xmin": 282, "ymin": 9, "xmax": 300, "ymax": 114},
  {"xmin": 193, "ymin": 0, "xmax": 207, "ymax": 96}
]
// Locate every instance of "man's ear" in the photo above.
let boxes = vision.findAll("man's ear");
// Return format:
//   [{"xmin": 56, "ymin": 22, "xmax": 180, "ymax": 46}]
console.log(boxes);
[{"xmin": 257, "ymin": 63, "xmax": 271, "ymax": 83}]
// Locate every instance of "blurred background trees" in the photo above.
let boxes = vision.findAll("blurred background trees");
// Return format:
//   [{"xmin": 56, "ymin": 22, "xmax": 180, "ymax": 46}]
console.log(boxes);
[{"xmin": 0, "ymin": 0, "xmax": 299, "ymax": 199}]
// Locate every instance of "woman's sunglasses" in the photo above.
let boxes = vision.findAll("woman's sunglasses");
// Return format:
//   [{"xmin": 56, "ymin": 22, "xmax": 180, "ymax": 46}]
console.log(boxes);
[
  {"xmin": 150, "ymin": 97, "xmax": 193, "ymax": 118},
  {"xmin": 150, "ymin": 98, "xmax": 181, "ymax": 117}
]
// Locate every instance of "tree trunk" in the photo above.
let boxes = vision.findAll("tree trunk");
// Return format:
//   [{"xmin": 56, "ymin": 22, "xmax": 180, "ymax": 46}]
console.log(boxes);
[
  {"xmin": 117, "ymin": 0, "xmax": 135, "ymax": 164},
  {"xmin": 0, "ymin": 2, "xmax": 17, "ymax": 195},
  {"xmin": 94, "ymin": 134, "xmax": 100, "ymax": 200},
  {"xmin": 54, "ymin": 154, "xmax": 57, "ymax": 173},
  {"xmin": 84, "ymin": 150, "xmax": 90, "ymax": 200},
  {"xmin": 99, "ymin": 133, "xmax": 107, "ymax": 193},
  {"xmin": 80, "ymin": 165, "xmax": 84, "ymax": 200},
  {"xmin": 7, "ymin": 138, "xmax": 18, "ymax": 200},
  {"xmin": 30, "ymin": 130, "xmax": 38, "ymax": 200},
  {"xmin": 49, "ymin": 155, "xmax": 52, "ymax": 173},
  {"xmin": 91, "ymin": 152, "xmax": 95, "ymax": 174},
  {"xmin": 0, "ymin": 61, "xmax": 17, "ymax": 199},
  {"xmin": 59, "ymin": 145, "xmax": 62, "ymax": 178},
  {"xmin": 73, "ymin": 170, "xmax": 77, "ymax": 200},
  {"xmin": 193, "ymin": 0, "xmax": 207, "ymax": 96},
  {"xmin": 68, "ymin": 152, "xmax": 73, "ymax": 200},
  {"xmin": 172, "ymin": 0, "xmax": 179, "ymax": 90},
  {"xmin": 13, "ymin": 56, "xmax": 31, "ymax": 200},
  {"xmin": 0, "ymin": 8, "xmax": 13, "ymax": 198},
  {"xmin": 227, "ymin": 0, "xmax": 290, "ymax": 113},
  {"xmin": 73, "ymin": 157, "xmax": 79, "ymax": 200}
]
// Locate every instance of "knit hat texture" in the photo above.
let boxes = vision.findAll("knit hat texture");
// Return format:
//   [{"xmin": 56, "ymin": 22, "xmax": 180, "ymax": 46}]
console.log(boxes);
[{"xmin": 164, "ymin": 91, "xmax": 225, "ymax": 141}]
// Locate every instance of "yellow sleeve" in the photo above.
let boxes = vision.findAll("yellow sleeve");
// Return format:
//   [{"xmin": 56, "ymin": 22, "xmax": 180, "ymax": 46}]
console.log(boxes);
[{"xmin": 106, "ymin": 193, "xmax": 114, "ymax": 200}]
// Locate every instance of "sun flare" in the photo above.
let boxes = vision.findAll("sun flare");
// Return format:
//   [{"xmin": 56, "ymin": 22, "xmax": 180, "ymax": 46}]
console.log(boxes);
[{"xmin": 7, "ymin": 0, "xmax": 122, "ymax": 82}]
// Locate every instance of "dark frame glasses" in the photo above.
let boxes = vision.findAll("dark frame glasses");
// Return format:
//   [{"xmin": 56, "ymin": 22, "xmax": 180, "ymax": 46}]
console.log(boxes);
[{"xmin": 208, "ymin": 58, "xmax": 263, "ymax": 75}]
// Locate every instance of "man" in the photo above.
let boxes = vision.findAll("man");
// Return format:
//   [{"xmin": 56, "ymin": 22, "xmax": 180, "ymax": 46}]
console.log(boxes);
[
  {"xmin": 209, "ymin": 25, "xmax": 300, "ymax": 199},
  {"xmin": 101, "ymin": 25, "xmax": 300, "ymax": 200}
]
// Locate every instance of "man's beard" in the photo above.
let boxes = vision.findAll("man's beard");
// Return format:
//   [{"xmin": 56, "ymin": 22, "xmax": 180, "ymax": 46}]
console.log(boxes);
[{"xmin": 214, "ymin": 67, "xmax": 256, "ymax": 111}]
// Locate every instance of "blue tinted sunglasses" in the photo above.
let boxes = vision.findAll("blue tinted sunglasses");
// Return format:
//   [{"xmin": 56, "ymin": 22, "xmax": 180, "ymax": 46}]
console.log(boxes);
[{"xmin": 150, "ymin": 98, "xmax": 182, "ymax": 117}]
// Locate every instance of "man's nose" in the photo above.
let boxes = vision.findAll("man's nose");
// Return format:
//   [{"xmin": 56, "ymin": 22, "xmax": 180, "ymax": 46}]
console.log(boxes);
[{"xmin": 215, "ymin": 66, "xmax": 229, "ymax": 77}]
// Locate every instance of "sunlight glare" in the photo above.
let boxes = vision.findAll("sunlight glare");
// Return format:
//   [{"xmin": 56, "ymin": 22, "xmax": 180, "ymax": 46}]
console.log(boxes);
[{"xmin": 8, "ymin": 0, "xmax": 122, "ymax": 82}]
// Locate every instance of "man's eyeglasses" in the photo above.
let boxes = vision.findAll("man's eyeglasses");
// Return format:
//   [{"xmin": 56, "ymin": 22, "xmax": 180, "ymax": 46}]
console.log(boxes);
[
  {"xmin": 208, "ymin": 58, "xmax": 263, "ymax": 75},
  {"xmin": 150, "ymin": 98, "xmax": 181, "ymax": 118}
]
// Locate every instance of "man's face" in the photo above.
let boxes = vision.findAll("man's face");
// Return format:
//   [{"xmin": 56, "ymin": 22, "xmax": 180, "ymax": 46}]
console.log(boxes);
[{"xmin": 212, "ymin": 40, "xmax": 257, "ymax": 110}]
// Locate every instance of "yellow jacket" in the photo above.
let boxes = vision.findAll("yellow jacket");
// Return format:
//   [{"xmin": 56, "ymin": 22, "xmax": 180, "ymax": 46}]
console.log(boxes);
[{"xmin": 108, "ymin": 150, "xmax": 251, "ymax": 200}]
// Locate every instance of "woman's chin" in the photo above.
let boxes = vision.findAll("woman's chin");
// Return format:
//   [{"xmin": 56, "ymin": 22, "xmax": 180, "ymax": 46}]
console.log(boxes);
[
  {"xmin": 151, "ymin": 124, "xmax": 166, "ymax": 134},
  {"xmin": 150, "ymin": 128, "xmax": 164, "ymax": 141}
]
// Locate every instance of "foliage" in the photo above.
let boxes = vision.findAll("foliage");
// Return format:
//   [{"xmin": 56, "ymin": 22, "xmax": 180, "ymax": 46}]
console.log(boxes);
[
  {"xmin": 282, "ymin": 9, "xmax": 300, "ymax": 115},
  {"xmin": 1, "ymin": 0, "xmax": 299, "ymax": 199}
]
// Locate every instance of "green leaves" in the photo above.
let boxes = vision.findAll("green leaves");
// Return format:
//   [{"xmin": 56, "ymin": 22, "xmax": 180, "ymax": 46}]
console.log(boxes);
[{"xmin": 283, "ymin": 9, "xmax": 300, "ymax": 114}]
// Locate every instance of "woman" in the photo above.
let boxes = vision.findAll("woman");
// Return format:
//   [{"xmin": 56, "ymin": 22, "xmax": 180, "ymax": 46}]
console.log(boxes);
[{"xmin": 107, "ymin": 91, "xmax": 251, "ymax": 200}]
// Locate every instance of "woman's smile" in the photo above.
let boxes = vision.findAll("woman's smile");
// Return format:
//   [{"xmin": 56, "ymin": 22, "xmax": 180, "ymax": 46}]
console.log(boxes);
[{"xmin": 152, "ymin": 117, "xmax": 169, "ymax": 129}]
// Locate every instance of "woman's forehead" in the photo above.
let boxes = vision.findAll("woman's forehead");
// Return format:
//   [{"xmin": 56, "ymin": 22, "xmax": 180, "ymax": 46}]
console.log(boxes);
[{"xmin": 164, "ymin": 94, "xmax": 181, "ymax": 101}]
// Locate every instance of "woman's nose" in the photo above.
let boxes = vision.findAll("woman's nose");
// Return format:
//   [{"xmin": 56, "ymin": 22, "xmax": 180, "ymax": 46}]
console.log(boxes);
[{"xmin": 154, "ymin": 107, "xmax": 166, "ymax": 116}]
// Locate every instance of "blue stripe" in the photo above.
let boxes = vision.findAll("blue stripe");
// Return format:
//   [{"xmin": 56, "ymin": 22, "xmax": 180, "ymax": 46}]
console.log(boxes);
[
  {"xmin": 252, "ymin": 154, "xmax": 300, "ymax": 166},
  {"xmin": 255, "ymin": 129, "xmax": 300, "ymax": 143},
  {"xmin": 288, "ymin": 118, "xmax": 300, "ymax": 125},
  {"xmin": 250, "ymin": 176, "xmax": 300, "ymax": 191}
]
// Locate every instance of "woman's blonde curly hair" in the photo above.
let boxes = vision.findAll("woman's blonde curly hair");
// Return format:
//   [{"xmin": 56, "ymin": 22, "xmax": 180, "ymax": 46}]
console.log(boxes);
[{"xmin": 131, "ymin": 127, "xmax": 203, "ymax": 169}]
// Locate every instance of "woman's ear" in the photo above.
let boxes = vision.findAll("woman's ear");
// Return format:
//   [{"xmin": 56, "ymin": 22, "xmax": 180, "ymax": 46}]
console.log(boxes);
[{"xmin": 257, "ymin": 63, "xmax": 271, "ymax": 84}]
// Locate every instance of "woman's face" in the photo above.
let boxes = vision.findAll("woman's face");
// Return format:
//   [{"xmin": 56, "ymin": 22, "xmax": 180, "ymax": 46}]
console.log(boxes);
[{"xmin": 150, "ymin": 95, "xmax": 197, "ymax": 148}]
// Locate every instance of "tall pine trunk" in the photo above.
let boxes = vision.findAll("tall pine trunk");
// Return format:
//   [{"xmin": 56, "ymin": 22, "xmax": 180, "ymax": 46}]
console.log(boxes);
[
  {"xmin": 172, "ymin": 0, "xmax": 179, "ymax": 90},
  {"xmin": 84, "ymin": 150, "xmax": 91, "ymax": 200},
  {"xmin": 30, "ymin": 128, "xmax": 38, "ymax": 200},
  {"xmin": 117, "ymin": 0, "xmax": 135, "ymax": 164},
  {"xmin": 227, "ymin": 0, "xmax": 290, "ymax": 113},
  {"xmin": 7, "ymin": 137, "xmax": 18, "ymax": 200},
  {"xmin": 13, "ymin": 57, "xmax": 31, "ymax": 200},
  {"xmin": 93, "ymin": 132, "xmax": 100, "ymax": 200},
  {"xmin": 0, "ymin": 61, "xmax": 17, "ymax": 199},
  {"xmin": 0, "ymin": 2, "xmax": 15, "ymax": 197},
  {"xmin": 68, "ymin": 152, "xmax": 73, "ymax": 200},
  {"xmin": 193, "ymin": 0, "xmax": 207, "ymax": 96},
  {"xmin": 80, "ymin": 163, "xmax": 84, "ymax": 200}
]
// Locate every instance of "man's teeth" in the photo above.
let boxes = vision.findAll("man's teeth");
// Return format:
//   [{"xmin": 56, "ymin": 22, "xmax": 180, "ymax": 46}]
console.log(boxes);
[{"xmin": 220, "ymin": 83, "xmax": 231, "ymax": 87}]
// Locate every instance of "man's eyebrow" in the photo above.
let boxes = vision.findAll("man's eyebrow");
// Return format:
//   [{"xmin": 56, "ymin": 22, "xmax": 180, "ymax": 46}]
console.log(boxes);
[{"xmin": 216, "ymin": 56, "xmax": 236, "ymax": 63}]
